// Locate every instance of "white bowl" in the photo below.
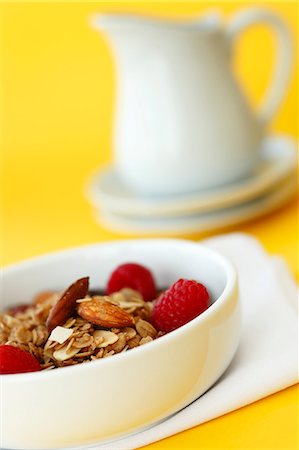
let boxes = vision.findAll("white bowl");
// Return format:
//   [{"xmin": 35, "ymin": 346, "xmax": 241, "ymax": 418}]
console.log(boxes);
[{"xmin": 1, "ymin": 239, "xmax": 240, "ymax": 449}]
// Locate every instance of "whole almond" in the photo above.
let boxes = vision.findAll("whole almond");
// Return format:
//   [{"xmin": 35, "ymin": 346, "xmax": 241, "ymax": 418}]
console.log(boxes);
[
  {"xmin": 77, "ymin": 296, "xmax": 134, "ymax": 328},
  {"xmin": 46, "ymin": 277, "xmax": 89, "ymax": 332},
  {"xmin": 33, "ymin": 291, "xmax": 57, "ymax": 305}
]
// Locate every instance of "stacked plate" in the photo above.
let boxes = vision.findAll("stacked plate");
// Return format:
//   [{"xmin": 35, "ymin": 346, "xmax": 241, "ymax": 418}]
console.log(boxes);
[{"xmin": 86, "ymin": 135, "xmax": 297, "ymax": 235}]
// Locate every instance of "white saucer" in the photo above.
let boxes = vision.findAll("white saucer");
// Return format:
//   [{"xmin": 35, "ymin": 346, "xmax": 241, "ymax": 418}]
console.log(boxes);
[
  {"xmin": 86, "ymin": 135, "xmax": 297, "ymax": 218},
  {"xmin": 95, "ymin": 175, "xmax": 297, "ymax": 235}
]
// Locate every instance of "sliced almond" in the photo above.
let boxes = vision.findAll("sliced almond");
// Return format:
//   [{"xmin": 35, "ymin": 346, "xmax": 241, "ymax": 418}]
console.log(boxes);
[
  {"xmin": 49, "ymin": 326, "xmax": 73, "ymax": 344},
  {"xmin": 123, "ymin": 327, "xmax": 137, "ymax": 340},
  {"xmin": 76, "ymin": 297, "xmax": 92, "ymax": 303},
  {"xmin": 108, "ymin": 332, "xmax": 127, "ymax": 352},
  {"xmin": 93, "ymin": 330, "xmax": 119, "ymax": 348},
  {"xmin": 139, "ymin": 336, "xmax": 153, "ymax": 346},
  {"xmin": 77, "ymin": 296, "xmax": 134, "ymax": 328},
  {"xmin": 46, "ymin": 277, "xmax": 89, "ymax": 332},
  {"xmin": 136, "ymin": 319, "xmax": 157, "ymax": 338},
  {"xmin": 63, "ymin": 318, "xmax": 76, "ymax": 328},
  {"xmin": 119, "ymin": 288, "xmax": 144, "ymax": 301},
  {"xmin": 72, "ymin": 334, "xmax": 94, "ymax": 349},
  {"xmin": 127, "ymin": 335, "xmax": 141, "ymax": 349},
  {"xmin": 111, "ymin": 289, "xmax": 144, "ymax": 307},
  {"xmin": 117, "ymin": 301, "xmax": 144, "ymax": 310},
  {"xmin": 53, "ymin": 344, "xmax": 81, "ymax": 361}
]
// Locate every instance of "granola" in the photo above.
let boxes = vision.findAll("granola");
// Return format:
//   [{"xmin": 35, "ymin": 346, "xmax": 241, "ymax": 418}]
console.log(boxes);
[{"xmin": 0, "ymin": 286, "xmax": 163, "ymax": 371}]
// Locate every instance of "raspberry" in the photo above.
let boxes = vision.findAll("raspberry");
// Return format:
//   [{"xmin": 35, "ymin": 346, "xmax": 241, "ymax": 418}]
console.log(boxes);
[
  {"xmin": 0, "ymin": 345, "xmax": 41, "ymax": 374},
  {"xmin": 151, "ymin": 279, "xmax": 209, "ymax": 332},
  {"xmin": 106, "ymin": 263, "xmax": 157, "ymax": 301}
]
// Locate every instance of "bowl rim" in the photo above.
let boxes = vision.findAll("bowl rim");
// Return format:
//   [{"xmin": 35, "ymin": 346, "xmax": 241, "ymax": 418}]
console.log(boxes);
[{"xmin": 1, "ymin": 238, "xmax": 237, "ymax": 382}]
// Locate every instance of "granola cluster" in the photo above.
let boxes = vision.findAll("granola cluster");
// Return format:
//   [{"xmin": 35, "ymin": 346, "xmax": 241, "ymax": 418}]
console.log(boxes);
[{"xmin": 0, "ymin": 288, "xmax": 162, "ymax": 371}]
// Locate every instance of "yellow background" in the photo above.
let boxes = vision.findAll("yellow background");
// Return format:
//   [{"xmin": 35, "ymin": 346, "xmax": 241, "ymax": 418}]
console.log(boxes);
[{"xmin": 0, "ymin": 1, "xmax": 298, "ymax": 449}]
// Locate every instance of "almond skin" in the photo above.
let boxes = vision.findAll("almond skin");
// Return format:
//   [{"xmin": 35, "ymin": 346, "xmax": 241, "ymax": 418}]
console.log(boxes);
[
  {"xmin": 46, "ymin": 277, "xmax": 89, "ymax": 332},
  {"xmin": 77, "ymin": 296, "xmax": 134, "ymax": 328}
]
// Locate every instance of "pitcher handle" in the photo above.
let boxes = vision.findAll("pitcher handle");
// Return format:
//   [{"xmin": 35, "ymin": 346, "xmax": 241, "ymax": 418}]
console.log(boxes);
[{"xmin": 226, "ymin": 8, "xmax": 293, "ymax": 125}]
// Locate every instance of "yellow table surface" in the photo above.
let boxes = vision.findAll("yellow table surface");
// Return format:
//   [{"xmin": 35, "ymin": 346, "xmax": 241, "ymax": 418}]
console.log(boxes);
[{"xmin": 1, "ymin": 1, "xmax": 298, "ymax": 449}]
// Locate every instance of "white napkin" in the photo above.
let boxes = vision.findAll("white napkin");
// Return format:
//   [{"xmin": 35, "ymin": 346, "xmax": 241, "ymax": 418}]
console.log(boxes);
[{"xmin": 88, "ymin": 233, "xmax": 298, "ymax": 450}]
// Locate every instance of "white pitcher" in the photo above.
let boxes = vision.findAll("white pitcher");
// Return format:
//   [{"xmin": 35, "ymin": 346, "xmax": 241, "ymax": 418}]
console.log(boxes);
[{"xmin": 91, "ymin": 9, "xmax": 293, "ymax": 196}]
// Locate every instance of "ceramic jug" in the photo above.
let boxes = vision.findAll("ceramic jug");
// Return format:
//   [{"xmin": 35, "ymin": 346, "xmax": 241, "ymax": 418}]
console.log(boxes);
[{"xmin": 92, "ymin": 8, "xmax": 293, "ymax": 196}]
